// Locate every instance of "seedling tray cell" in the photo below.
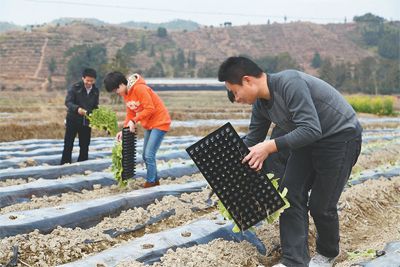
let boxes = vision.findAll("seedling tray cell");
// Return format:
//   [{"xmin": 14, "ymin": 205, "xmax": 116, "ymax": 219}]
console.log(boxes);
[
  {"xmin": 122, "ymin": 127, "xmax": 136, "ymax": 180},
  {"xmin": 186, "ymin": 122, "xmax": 285, "ymax": 231}
]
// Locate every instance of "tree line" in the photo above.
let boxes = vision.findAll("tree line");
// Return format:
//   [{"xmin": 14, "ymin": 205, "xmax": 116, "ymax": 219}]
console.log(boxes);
[{"xmin": 50, "ymin": 16, "xmax": 398, "ymax": 95}]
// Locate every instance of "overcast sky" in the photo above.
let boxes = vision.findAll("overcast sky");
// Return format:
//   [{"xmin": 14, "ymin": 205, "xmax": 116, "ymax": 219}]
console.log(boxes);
[{"xmin": 1, "ymin": 0, "xmax": 399, "ymax": 26}]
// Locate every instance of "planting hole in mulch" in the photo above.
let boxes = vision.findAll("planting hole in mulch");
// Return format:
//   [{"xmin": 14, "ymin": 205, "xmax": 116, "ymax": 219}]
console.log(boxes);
[
  {"xmin": 181, "ymin": 231, "xmax": 192, "ymax": 237},
  {"xmin": 142, "ymin": 243, "xmax": 154, "ymax": 249}
]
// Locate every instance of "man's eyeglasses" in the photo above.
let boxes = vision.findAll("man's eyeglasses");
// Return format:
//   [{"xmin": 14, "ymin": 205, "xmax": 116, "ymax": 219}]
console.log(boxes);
[{"xmin": 227, "ymin": 90, "xmax": 235, "ymax": 103}]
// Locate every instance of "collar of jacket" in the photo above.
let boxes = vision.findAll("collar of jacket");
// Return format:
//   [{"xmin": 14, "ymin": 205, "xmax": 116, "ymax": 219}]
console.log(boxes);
[
  {"xmin": 265, "ymin": 73, "xmax": 275, "ymax": 109},
  {"xmin": 127, "ymin": 73, "xmax": 146, "ymax": 92},
  {"xmin": 75, "ymin": 81, "xmax": 97, "ymax": 94}
]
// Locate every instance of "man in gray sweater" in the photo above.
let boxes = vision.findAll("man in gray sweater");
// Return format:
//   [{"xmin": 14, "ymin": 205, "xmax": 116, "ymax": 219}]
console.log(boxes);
[{"xmin": 218, "ymin": 57, "xmax": 362, "ymax": 267}]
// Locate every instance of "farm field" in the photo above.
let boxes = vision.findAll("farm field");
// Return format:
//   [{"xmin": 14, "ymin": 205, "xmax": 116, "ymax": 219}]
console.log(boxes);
[{"xmin": 0, "ymin": 90, "xmax": 399, "ymax": 266}]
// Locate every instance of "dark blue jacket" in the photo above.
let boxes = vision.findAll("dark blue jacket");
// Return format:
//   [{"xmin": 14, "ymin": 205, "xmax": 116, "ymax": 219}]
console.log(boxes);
[{"xmin": 65, "ymin": 81, "xmax": 99, "ymax": 124}]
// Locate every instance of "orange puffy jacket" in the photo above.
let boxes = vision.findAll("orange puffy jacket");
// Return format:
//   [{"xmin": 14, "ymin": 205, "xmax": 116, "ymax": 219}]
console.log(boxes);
[{"xmin": 123, "ymin": 74, "xmax": 171, "ymax": 132}]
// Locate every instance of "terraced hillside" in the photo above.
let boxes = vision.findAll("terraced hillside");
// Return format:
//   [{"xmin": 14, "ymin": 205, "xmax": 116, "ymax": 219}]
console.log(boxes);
[{"xmin": 0, "ymin": 21, "xmax": 375, "ymax": 90}]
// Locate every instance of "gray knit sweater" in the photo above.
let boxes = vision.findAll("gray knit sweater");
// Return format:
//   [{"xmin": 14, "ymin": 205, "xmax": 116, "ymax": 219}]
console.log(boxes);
[{"xmin": 244, "ymin": 70, "xmax": 362, "ymax": 150}]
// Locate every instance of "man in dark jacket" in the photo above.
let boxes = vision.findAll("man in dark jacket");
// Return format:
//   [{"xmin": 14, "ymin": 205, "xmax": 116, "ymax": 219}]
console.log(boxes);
[
  {"xmin": 60, "ymin": 68, "xmax": 99, "ymax": 164},
  {"xmin": 218, "ymin": 57, "xmax": 362, "ymax": 267}
]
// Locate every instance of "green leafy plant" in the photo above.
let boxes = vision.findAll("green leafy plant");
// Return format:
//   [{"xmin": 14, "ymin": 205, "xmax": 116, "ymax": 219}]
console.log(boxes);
[
  {"xmin": 86, "ymin": 106, "xmax": 126, "ymax": 186},
  {"xmin": 347, "ymin": 249, "xmax": 376, "ymax": 260},
  {"xmin": 111, "ymin": 141, "xmax": 128, "ymax": 187},
  {"xmin": 218, "ymin": 173, "xmax": 290, "ymax": 232},
  {"xmin": 86, "ymin": 106, "xmax": 118, "ymax": 136}
]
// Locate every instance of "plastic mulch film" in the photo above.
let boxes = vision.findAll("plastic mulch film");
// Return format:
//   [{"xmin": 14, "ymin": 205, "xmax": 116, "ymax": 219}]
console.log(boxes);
[
  {"xmin": 0, "ymin": 181, "xmax": 207, "ymax": 238},
  {"xmin": 122, "ymin": 127, "xmax": 136, "ymax": 180},
  {"xmin": 186, "ymin": 122, "xmax": 286, "ymax": 231},
  {"xmin": 0, "ymin": 173, "xmax": 115, "ymax": 209},
  {"xmin": 58, "ymin": 217, "xmax": 266, "ymax": 267},
  {"xmin": 361, "ymin": 241, "xmax": 400, "ymax": 266},
  {"xmin": 0, "ymin": 159, "xmax": 111, "ymax": 181}
]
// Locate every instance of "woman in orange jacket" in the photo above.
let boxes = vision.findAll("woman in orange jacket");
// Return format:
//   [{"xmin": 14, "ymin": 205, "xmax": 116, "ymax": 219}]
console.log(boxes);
[{"xmin": 104, "ymin": 71, "xmax": 171, "ymax": 188}]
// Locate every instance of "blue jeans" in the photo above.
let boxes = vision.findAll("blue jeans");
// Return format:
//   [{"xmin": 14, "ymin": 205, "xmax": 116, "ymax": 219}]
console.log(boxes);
[{"xmin": 142, "ymin": 129, "xmax": 166, "ymax": 183}]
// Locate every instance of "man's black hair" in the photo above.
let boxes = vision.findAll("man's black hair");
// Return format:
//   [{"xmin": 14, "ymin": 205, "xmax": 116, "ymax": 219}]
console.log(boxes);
[
  {"xmin": 82, "ymin": 68, "xmax": 97, "ymax": 79},
  {"xmin": 103, "ymin": 71, "xmax": 128, "ymax": 92},
  {"xmin": 218, "ymin": 56, "xmax": 263, "ymax": 85}
]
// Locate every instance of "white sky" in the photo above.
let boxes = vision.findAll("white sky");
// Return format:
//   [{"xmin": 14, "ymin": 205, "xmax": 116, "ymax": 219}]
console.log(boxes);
[{"xmin": 1, "ymin": 0, "xmax": 399, "ymax": 26}]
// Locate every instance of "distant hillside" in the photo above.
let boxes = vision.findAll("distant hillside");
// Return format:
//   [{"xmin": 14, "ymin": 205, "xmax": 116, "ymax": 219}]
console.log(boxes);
[
  {"xmin": 0, "ymin": 18, "xmax": 200, "ymax": 33},
  {"xmin": 119, "ymin": 19, "xmax": 200, "ymax": 31},
  {"xmin": 0, "ymin": 22, "xmax": 22, "ymax": 33},
  {"xmin": 0, "ymin": 19, "xmax": 396, "ymax": 91},
  {"xmin": 50, "ymin": 18, "xmax": 108, "ymax": 26}
]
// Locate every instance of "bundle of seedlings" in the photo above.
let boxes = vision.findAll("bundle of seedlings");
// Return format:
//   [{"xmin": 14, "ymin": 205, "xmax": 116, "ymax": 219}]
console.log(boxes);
[
  {"xmin": 86, "ymin": 106, "xmax": 119, "ymax": 136},
  {"xmin": 86, "ymin": 106, "xmax": 135, "ymax": 187}
]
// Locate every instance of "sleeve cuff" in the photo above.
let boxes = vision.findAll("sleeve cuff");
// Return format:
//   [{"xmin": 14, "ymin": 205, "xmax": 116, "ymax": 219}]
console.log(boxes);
[{"xmin": 274, "ymin": 136, "xmax": 290, "ymax": 151}]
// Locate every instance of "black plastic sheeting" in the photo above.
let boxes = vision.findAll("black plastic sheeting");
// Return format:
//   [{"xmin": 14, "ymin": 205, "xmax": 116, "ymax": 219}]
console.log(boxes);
[
  {"xmin": 0, "ymin": 136, "xmax": 198, "ymax": 149},
  {"xmin": 363, "ymin": 128, "xmax": 400, "ymax": 134},
  {"xmin": 1, "ymin": 132, "xmax": 396, "ymax": 166},
  {"xmin": 0, "ymin": 159, "xmax": 111, "ymax": 181},
  {"xmin": 0, "ymin": 137, "xmax": 112, "ymax": 147},
  {"xmin": 2, "ymin": 136, "xmax": 397, "ymax": 171},
  {"xmin": 0, "ymin": 138, "xmax": 114, "ymax": 152},
  {"xmin": 363, "ymin": 135, "xmax": 400, "ymax": 143},
  {"xmin": 0, "ymin": 172, "xmax": 116, "ymax": 209},
  {"xmin": 58, "ymin": 217, "xmax": 266, "ymax": 267},
  {"xmin": 359, "ymin": 117, "xmax": 400, "ymax": 124},
  {"xmin": 358, "ymin": 241, "xmax": 400, "ymax": 267},
  {"xmin": 349, "ymin": 166, "xmax": 400, "ymax": 185},
  {"xmin": 0, "ymin": 157, "xmax": 198, "ymax": 181},
  {"xmin": 0, "ymin": 151, "xmax": 111, "ymax": 169},
  {"xmin": 155, "ymin": 163, "xmax": 198, "ymax": 179},
  {"xmin": 0, "ymin": 137, "xmax": 199, "ymax": 156},
  {"xmin": 0, "ymin": 143, "xmax": 113, "ymax": 160},
  {"xmin": 0, "ymin": 181, "xmax": 207, "ymax": 238},
  {"xmin": 0, "ymin": 149, "xmax": 191, "ymax": 170},
  {"xmin": 0, "ymin": 163, "xmax": 199, "ymax": 208}
]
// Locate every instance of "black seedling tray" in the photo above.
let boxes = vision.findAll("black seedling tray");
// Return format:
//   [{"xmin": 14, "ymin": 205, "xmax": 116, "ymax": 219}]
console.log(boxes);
[
  {"xmin": 186, "ymin": 122, "xmax": 285, "ymax": 231},
  {"xmin": 122, "ymin": 127, "xmax": 136, "ymax": 180}
]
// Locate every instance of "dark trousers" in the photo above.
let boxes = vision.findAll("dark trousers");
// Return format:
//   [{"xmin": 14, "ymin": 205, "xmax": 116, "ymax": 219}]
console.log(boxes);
[
  {"xmin": 279, "ymin": 135, "xmax": 362, "ymax": 267},
  {"xmin": 60, "ymin": 118, "xmax": 91, "ymax": 164}
]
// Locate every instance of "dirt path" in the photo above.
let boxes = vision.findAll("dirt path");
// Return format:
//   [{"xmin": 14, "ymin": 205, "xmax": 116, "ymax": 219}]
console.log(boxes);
[{"xmin": 33, "ymin": 37, "xmax": 48, "ymax": 78}]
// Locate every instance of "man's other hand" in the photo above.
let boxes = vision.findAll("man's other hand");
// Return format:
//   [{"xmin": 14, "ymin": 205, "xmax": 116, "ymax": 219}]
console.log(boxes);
[{"xmin": 78, "ymin": 107, "xmax": 87, "ymax": 116}]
